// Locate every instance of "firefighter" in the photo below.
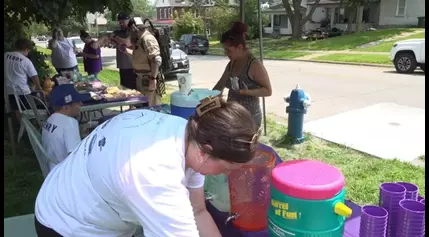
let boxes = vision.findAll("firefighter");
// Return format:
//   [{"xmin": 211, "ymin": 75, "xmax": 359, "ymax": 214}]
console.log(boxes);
[{"xmin": 117, "ymin": 20, "xmax": 164, "ymax": 106}]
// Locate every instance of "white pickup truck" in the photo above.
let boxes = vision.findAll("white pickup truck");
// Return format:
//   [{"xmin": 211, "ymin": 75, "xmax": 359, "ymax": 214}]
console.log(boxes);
[{"xmin": 390, "ymin": 38, "xmax": 425, "ymax": 73}]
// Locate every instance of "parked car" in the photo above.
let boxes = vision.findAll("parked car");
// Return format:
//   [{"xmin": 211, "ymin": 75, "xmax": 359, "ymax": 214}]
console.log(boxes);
[
  {"xmin": 178, "ymin": 34, "xmax": 209, "ymax": 55},
  {"xmin": 390, "ymin": 38, "xmax": 425, "ymax": 73},
  {"xmin": 68, "ymin": 36, "xmax": 85, "ymax": 57},
  {"xmin": 165, "ymin": 40, "xmax": 190, "ymax": 81}
]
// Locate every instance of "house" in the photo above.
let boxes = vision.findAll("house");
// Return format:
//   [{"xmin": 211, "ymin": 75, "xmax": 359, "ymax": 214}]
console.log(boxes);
[
  {"xmin": 263, "ymin": 0, "xmax": 425, "ymax": 35},
  {"xmin": 86, "ymin": 12, "xmax": 109, "ymax": 33},
  {"xmin": 154, "ymin": 0, "xmax": 215, "ymax": 27}
]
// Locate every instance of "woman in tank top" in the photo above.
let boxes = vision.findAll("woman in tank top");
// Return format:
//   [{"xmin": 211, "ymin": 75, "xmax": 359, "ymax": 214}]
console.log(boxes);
[
  {"xmin": 80, "ymin": 30, "xmax": 103, "ymax": 78},
  {"xmin": 213, "ymin": 22, "xmax": 272, "ymax": 128},
  {"xmin": 48, "ymin": 28, "xmax": 79, "ymax": 74}
]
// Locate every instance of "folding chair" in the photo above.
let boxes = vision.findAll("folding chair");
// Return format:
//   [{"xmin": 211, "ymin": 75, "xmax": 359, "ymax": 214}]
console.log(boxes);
[
  {"xmin": 11, "ymin": 86, "xmax": 50, "ymax": 143},
  {"xmin": 21, "ymin": 117, "xmax": 58, "ymax": 178}
]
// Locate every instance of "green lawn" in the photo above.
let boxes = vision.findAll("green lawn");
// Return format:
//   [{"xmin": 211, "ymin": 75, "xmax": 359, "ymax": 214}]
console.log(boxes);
[
  {"xmin": 313, "ymin": 53, "xmax": 391, "ymax": 65},
  {"xmin": 355, "ymin": 32, "xmax": 425, "ymax": 52},
  {"xmin": 210, "ymin": 28, "xmax": 417, "ymax": 52},
  {"xmin": 4, "ymin": 116, "xmax": 425, "ymax": 217},
  {"xmin": 209, "ymin": 47, "xmax": 311, "ymax": 59}
]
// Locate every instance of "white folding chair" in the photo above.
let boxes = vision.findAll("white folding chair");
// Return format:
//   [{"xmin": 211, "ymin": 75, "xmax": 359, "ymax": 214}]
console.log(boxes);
[
  {"xmin": 21, "ymin": 118, "xmax": 58, "ymax": 178},
  {"xmin": 11, "ymin": 86, "xmax": 50, "ymax": 143}
]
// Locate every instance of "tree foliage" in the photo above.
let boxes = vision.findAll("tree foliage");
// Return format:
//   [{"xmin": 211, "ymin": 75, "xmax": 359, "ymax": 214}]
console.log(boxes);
[
  {"xmin": 210, "ymin": 0, "xmax": 268, "ymax": 40},
  {"xmin": 131, "ymin": 0, "xmax": 156, "ymax": 18},
  {"xmin": 4, "ymin": 0, "xmax": 133, "ymax": 27},
  {"xmin": 172, "ymin": 12, "xmax": 205, "ymax": 40}
]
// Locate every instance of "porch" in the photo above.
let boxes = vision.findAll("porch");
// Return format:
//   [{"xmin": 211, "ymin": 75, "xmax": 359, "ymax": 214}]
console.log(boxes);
[{"xmin": 306, "ymin": 0, "xmax": 380, "ymax": 31}]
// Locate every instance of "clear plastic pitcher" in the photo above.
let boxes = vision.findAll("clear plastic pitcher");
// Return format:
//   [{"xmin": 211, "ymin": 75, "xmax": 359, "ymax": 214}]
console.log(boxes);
[{"xmin": 228, "ymin": 149, "xmax": 276, "ymax": 231}]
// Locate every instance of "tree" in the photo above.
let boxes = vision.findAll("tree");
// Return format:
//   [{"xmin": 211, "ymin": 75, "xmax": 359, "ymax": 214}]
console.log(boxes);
[
  {"xmin": 131, "ymin": 0, "xmax": 156, "ymax": 18},
  {"xmin": 281, "ymin": 0, "xmax": 321, "ymax": 40},
  {"xmin": 172, "ymin": 12, "xmax": 205, "ymax": 40},
  {"xmin": 60, "ymin": 17, "xmax": 88, "ymax": 37},
  {"xmin": 29, "ymin": 23, "xmax": 50, "ymax": 36},
  {"xmin": 4, "ymin": 0, "xmax": 133, "ymax": 27},
  {"xmin": 210, "ymin": 0, "xmax": 268, "ymax": 40},
  {"xmin": 210, "ymin": 6, "xmax": 238, "ymax": 39}
]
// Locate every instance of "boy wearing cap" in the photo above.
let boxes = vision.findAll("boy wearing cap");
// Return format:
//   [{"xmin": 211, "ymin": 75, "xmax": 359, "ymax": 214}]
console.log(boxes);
[{"xmin": 42, "ymin": 84, "xmax": 91, "ymax": 171}]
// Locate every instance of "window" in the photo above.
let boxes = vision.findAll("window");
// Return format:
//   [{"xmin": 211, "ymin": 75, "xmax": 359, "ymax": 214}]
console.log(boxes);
[
  {"xmin": 158, "ymin": 9, "xmax": 162, "ymax": 19},
  {"xmin": 273, "ymin": 14, "xmax": 288, "ymax": 28},
  {"xmin": 163, "ymin": 9, "xmax": 167, "ymax": 19},
  {"xmin": 168, "ymin": 8, "xmax": 171, "ymax": 18},
  {"xmin": 396, "ymin": 0, "xmax": 406, "ymax": 17}
]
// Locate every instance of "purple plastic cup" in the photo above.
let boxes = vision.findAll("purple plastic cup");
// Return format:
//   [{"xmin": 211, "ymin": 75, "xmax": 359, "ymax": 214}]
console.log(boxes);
[
  {"xmin": 360, "ymin": 205, "xmax": 388, "ymax": 237},
  {"xmin": 379, "ymin": 183, "xmax": 407, "ymax": 237},
  {"xmin": 397, "ymin": 182, "xmax": 419, "ymax": 200},
  {"xmin": 397, "ymin": 200, "xmax": 425, "ymax": 236},
  {"xmin": 417, "ymin": 196, "xmax": 425, "ymax": 202}
]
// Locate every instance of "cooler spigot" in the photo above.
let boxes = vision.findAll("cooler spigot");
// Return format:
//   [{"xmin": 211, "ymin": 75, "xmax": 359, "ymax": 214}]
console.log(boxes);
[
  {"xmin": 204, "ymin": 192, "xmax": 213, "ymax": 201},
  {"xmin": 334, "ymin": 202, "xmax": 352, "ymax": 217},
  {"xmin": 225, "ymin": 213, "xmax": 239, "ymax": 225}
]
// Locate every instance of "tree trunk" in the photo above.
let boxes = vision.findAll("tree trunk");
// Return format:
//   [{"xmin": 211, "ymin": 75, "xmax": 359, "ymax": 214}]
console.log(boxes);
[{"xmin": 291, "ymin": 13, "xmax": 302, "ymax": 40}]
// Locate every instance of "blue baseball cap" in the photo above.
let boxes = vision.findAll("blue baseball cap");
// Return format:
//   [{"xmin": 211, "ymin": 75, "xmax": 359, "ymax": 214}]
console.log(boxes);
[{"xmin": 49, "ymin": 84, "xmax": 91, "ymax": 107}]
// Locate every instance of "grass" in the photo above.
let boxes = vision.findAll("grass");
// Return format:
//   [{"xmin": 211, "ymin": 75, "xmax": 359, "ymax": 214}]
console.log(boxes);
[
  {"xmin": 356, "ymin": 32, "xmax": 425, "ymax": 52},
  {"xmin": 210, "ymin": 28, "xmax": 417, "ymax": 52},
  {"xmin": 209, "ymin": 47, "xmax": 312, "ymax": 59},
  {"xmin": 4, "ymin": 115, "xmax": 425, "ymax": 217},
  {"xmin": 312, "ymin": 53, "xmax": 391, "ymax": 65},
  {"xmin": 263, "ymin": 119, "xmax": 425, "ymax": 205}
]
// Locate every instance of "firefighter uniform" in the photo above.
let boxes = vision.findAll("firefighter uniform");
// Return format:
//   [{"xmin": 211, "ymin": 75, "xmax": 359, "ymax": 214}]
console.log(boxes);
[{"xmin": 131, "ymin": 30, "xmax": 163, "ymax": 106}]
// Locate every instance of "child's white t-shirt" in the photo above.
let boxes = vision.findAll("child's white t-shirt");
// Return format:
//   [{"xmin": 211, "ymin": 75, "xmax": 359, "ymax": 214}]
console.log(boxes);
[{"xmin": 41, "ymin": 112, "xmax": 81, "ymax": 171}]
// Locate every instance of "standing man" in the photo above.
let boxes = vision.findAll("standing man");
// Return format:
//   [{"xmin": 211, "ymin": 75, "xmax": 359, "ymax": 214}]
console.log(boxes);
[
  {"xmin": 112, "ymin": 12, "xmax": 137, "ymax": 90},
  {"xmin": 118, "ymin": 22, "xmax": 165, "ymax": 106}
]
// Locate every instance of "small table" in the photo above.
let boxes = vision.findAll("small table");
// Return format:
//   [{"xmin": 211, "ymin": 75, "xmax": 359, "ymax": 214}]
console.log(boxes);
[{"xmin": 79, "ymin": 96, "xmax": 149, "ymax": 123}]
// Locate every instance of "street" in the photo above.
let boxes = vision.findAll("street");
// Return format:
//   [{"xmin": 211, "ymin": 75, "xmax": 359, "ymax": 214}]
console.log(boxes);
[
  {"xmin": 186, "ymin": 55, "xmax": 425, "ymax": 122},
  {"xmin": 99, "ymin": 48, "xmax": 425, "ymax": 122}
]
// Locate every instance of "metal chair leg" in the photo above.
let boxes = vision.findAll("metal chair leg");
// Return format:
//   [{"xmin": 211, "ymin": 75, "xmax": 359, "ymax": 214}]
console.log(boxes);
[{"xmin": 17, "ymin": 122, "xmax": 25, "ymax": 143}]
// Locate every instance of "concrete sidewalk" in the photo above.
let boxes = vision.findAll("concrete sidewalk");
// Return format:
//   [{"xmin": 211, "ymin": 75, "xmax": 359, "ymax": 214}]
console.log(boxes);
[{"xmin": 4, "ymin": 214, "xmax": 37, "ymax": 237}]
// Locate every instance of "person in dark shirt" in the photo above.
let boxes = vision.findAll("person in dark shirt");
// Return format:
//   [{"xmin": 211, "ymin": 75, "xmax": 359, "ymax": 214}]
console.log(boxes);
[
  {"xmin": 112, "ymin": 12, "xmax": 137, "ymax": 90},
  {"xmin": 79, "ymin": 30, "xmax": 103, "ymax": 78}
]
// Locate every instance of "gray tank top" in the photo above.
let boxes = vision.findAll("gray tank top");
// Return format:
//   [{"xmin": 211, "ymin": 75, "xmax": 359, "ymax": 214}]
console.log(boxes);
[{"xmin": 225, "ymin": 54, "xmax": 262, "ymax": 128}]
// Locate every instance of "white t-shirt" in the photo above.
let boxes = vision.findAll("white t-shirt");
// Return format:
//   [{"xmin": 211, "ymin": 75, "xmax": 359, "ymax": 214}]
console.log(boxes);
[
  {"xmin": 35, "ymin": 110, "xmax": 204, "ymax": 237},
  {"xmin": 51, "ymin": 39, "xmax": 78, "ymax": 69},
  {"xmin": 4, "ymin": 52, "xmax": 38, "ymax": 95},
  {"xmin": 41, "ymin": 113, "xmax": 81, "ymax": 171}
]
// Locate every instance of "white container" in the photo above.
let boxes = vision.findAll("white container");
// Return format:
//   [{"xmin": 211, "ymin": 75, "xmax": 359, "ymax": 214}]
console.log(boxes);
[
  {"xmin": 176, "ymin": 72, "xmax": 192, "ymax": 95},
  {"xmin": 204, "ymin": 173, "xmax": 231, "ymax": 212}
]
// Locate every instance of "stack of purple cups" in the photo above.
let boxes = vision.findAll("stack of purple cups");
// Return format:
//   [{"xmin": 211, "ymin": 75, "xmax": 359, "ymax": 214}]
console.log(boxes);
[
  {"xmin": 397, "ymin": 199, "xmax": 425, "ymax": 237},
  {"xmin": 379, "ymin": 182, "xmax": 406, "ymax": 237},
  {"xmin": 397, "ymin": 182, "xmax": 419, "ymax": 200},
  {"xmin": 359, "ymin": 205, "xmax": 388, "ymax": 237}
]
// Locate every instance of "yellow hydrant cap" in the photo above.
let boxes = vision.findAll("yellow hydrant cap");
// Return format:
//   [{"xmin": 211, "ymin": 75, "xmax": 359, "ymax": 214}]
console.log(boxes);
[{"xmin": 334, "ymin": 202, "xmax": 352, "ymax": 217}]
